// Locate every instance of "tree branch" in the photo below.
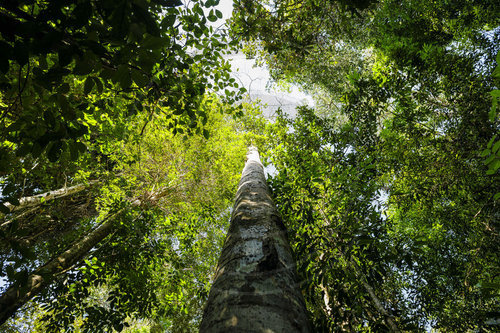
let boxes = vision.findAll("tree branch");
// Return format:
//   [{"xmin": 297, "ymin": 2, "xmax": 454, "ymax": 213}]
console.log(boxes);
[{"xmin": 2, "ymin": 181, "xmax": 98, "ymax": 215}]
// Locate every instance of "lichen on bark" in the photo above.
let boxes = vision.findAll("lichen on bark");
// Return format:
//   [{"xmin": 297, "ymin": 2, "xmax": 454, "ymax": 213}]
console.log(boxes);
[{"xmin": 200, "ymin": 147, "xmax": 310, "ymax": 333}]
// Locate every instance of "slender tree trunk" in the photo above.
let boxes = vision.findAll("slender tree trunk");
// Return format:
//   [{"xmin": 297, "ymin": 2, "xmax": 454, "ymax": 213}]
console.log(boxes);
[
  {"xmin": 200, "ymin": 147, "xmax": 310, "ymax": 332},
  {"xmin": 317, "ymin": 205, "xmax": 401, "ymax": 332},
  {"xmin": 350, "ymin": 258, "xmax": 401, "ymax": 333},
  {"xmin": 0, "ymin": 209, "xmax": 121, "ymax": 325}
]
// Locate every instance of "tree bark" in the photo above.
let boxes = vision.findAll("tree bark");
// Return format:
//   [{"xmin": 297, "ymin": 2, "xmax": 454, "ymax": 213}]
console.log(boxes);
[
  {"xmin": 0, "ymin": 208, "xmax": 121, "ymax": 326},
  {"xmin": 200, "ymin": 147, "xmax": 310, "ymax": 333},
  {"xmin": 2, "ymin": 181, "xmax": 98, "ymax": 215}
]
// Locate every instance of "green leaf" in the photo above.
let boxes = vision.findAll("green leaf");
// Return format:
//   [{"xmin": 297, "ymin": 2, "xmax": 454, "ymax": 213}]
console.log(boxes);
[
  {"xmin": 0, "ymin": 56, "xmax": 9, "ymax": 74},
  {"xmin": 484, "ymin": 154, "xmax": 495, "ymax": 165},
  {"xmin": 76, "ymin": 141, "xmax": 87, "ymax": 153},
  {"xmin": 69, "ymin": 141, "xmax": 80, "ymax": 161},
  {"xmin": 114, "ymin": 65, "xmax": 132, "ymax": 89},
  {"xmin": 6, "ymin": 265, "xmax": 15, "ymax": 279},
  {"xmin": 129, "ymin": 23, "xmax": 144, "ymax": 42},
  {"xmin": 215, "ymin": 9, "xmax": 223, "ymax": 18},
  {"xmin": 58, "ymin": 47, "xmax": 74, "ymax": 67},
  {"xmin": 488, "ymin": 159, "xmax": 500, "ymax": 172},
  {"xmin": 194, "ymin": 27, "xmax": 203, "ymax": 38},
  {"xmin": 162, "ymin": 15, "xmax": 176, "ymax": 28},
  {"xmin": 173, "ymin": 107, "xmax": 184, "ymax": 116},
  {"xmin": 114, "ymin": 323, "xmax": 124, "ymax": 332},
  {"xmin": 131, "ymin": 69, "xmax": 149, "ymax": 88},
  {"xmin": 2, "ymin": 183, "xmax": 16, "ymax": 195},
  {"xmin": 207, "ymin": 10, "xmax": 217, "ymax": 22},
  {"xmin": 487, "ymin": 135, "xmax": 497, "ymax": 149},
  {"xmin": 194, "ymin": 4, "xmax": 204, "ymax": 16},
  {"xmin": 74, "ymin": 55, "xmax": 94, "ymax": 75},
  {"xmin": 58, "ymin": 83, "xmax": 70, "ymax": 94},
  {"xmin": 155, "ymin": 0, "xmax": 182, "ymax": 7},
  {"xmin": 480, "ymin": 148, "xmax": 491, "ymax": 157},
  {"xmin": 132, "ymin": 4, "xmax": 161, "ymax": 36},
  {"xmin": 134, "ymin": 100, "xmax": 143, "ymax": 111},
  {"xmin": 58, "ymin": 94, "xmax": 75, "ymax": 120},
  {"xmin": 489, "ymin": 104, "xmax": 497, "ymax": 122},
  {"xmin": 142, "ymin": 35, "xmax": 167, "ymax": 50},
  {"xmin": 16, "ymin": 143, "xmax": 32, "ymax": 157},
  {"xmin": 492, "ymin": 140, "xmax": 500, "ymax": 154},
  {"xmin": 203, "ymin": 129, "xmax": 209, "ymax": 139},
  {"xmin": 92, "ymin": 76, "xmax": 104, "ymax": 94},
  {"xmin": 47, "ymin": 141, "xmax": 63, "ymax": 162},
  {"xmin": 72, "ymin": 2, "xmax": 93, "ymax": 28},
  {"xmin": 0, "ymin": 41, "xmax": 11, "ymax": 73},
  {"xmin": 32, "ymin": 142, "xmax": 43, "ymax": 158},
  {"xmin": 494, "ymin": 192, "xmax": 500, "ymax": 201},
  {"xmin": 84, "ymin": 77, "xmax": 95, "ymax": 95},
  {"xmin": 14, "ymin": 42, "xmax": 29, "ymax": 66},
  {"xmin": 479, "ymin": 282, "xmax": 500, "ymax": 290}
]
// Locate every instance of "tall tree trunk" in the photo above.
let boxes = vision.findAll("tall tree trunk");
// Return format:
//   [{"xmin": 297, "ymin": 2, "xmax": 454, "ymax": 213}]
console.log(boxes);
[
  {"xmin": 200, "ymin": 147, "xmax": 310, "ymax": 332},
  {"xmin": 0, "ymin": 208, "xmax": 121, "ymax": 325}
]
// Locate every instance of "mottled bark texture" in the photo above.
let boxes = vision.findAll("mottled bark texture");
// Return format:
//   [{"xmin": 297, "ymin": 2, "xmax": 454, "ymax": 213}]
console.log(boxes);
[
  {"xmin": 3, "ymin": 180, "xmax": 98, "ymax": 215},
  {"xmin": 200, "ymin": 147, "xmax": 310, "ymax": 333}
]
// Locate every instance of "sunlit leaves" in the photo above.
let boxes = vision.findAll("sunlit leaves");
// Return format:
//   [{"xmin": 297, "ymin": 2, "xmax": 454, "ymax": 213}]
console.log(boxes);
[
  {"xmin": 249, "ymin": 0, "xmax": 500, "ymax": 330},
  {"xmin": 0, "ymin": 0, "xmax": 243, "ymax": 170},
  {"xmin": 0, "ymin": 0, "xmax": 252, "ymax": 329}
]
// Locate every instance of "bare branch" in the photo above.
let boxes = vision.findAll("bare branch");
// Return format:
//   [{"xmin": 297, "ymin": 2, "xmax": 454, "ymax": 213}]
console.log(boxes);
[{"xmin": 3, "ymin": 181, "xmax": 98, "ymax": 214}]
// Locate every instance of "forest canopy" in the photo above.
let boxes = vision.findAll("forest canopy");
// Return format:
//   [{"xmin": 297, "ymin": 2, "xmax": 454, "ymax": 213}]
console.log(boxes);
[{"xmin": 0, "ymin": 0, "xmax": 499, "ymax": 332}]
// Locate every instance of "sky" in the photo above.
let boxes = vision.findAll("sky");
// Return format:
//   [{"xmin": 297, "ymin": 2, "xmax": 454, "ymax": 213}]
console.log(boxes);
[{"xmin": 212, "ymin": 0, "xmax": 314, "ymax": 118}]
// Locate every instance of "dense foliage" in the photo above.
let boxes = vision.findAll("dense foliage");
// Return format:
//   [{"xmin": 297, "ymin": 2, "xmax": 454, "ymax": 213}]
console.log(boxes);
[
  {"xmin": 0, "ymin": 0, "xmax": 263, "ymax": 331},
  {"xmin": 1, "ymin": 0, "xmax": 499, "ymax": 332},
  {"xmin": 1, "ymin": 98, "xmax": 263, "ymax": 332},
  {"xmin": 233, "ymin": 0, "xmax": 499, "ymax": 331}
]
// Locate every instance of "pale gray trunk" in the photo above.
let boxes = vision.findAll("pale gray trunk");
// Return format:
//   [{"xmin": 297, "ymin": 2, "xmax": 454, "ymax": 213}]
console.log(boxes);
[
  {"xmin": 200, "ymin": 147, "xmax": 310, "ymax": 332},
  {"xmin": 2, "ymin": 181, "xmax": 98, "ymax": 216},
  {"xmin": 0, "ymin": 208, "xmax": 121, "ymax": 325}
]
